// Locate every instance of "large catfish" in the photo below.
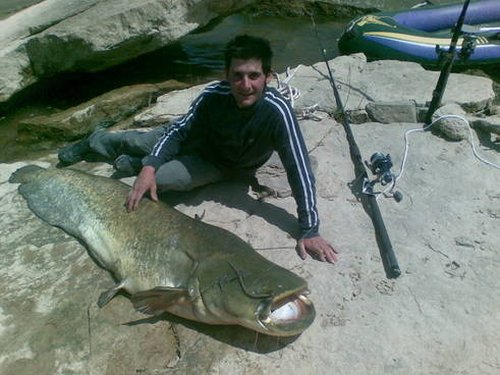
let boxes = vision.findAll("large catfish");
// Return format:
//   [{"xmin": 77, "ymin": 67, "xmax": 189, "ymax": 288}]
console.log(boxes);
[{"xmin": 10, "ymin": 165, "xmax": 315, "ymax": 336}]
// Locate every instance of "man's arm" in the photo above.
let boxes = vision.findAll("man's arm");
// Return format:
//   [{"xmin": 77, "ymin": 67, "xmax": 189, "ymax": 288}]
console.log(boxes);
[
  {"xmin": 267, "ymin": 89, "xmax": 339, "ymax": 263},
  {"xmin": 125, "ymin": 83, "xmax": 218, "ymax": 211}
]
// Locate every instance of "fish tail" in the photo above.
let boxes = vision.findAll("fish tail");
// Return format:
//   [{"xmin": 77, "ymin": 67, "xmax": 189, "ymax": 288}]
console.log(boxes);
[{"xmin": 9, "ymin": 165, "xmax": 45, "ymax": 184}]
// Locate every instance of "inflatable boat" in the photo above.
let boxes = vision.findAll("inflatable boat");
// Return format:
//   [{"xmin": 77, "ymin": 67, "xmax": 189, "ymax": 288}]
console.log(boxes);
[{"xmin": 338, "ymin": 0, "xmax": 500, "ymax": 68}]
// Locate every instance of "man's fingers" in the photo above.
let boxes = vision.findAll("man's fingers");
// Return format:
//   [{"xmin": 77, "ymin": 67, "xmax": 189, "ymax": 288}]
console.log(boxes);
[
  {"xmin": 324, "ymin": 245, "xmax": 339, "ymax": 263},
  {"xmin": 296, "ymin": 240, "xmax": 308, "ymax": 260},
  {"xmin": 324, "ymin": 249, "xmax": 337, "ymax": 263},
  {"xmin": 315, "ymin": 252, "xmax": 326, "ymax": 262},
  {"xmin": 150, "ymin": 185, "xmax": 158, "ymax": 202},
  {"xmin": 130, "ymin": 196, "xmax": 140, "ymax": 211},
  {"xmin": 126, "ymin": 188, "xmax": 144, "ymax": 212},
  {"xmin": 125, "ymin": 193, "xmax": 133, "ymax": 212},
  {"xmin": 126, "ymin": 192, "xmax": 138, "ymax": 212}
]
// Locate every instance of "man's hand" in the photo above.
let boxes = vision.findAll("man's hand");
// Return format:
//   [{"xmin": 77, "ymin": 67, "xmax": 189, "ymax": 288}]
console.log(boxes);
[
  {"xmin": 125, "ymin": 166, "xmax": 158, "ymax": 211},
  {"xmin": 296, "ymin": 235, "xmax": 339, "ymax": 264}
]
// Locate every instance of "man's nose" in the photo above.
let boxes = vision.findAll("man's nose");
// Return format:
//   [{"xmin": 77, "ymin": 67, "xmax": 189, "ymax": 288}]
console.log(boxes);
[{"xmin": 240, "ymin": 75, "xmax": 251, "ymax": 89}]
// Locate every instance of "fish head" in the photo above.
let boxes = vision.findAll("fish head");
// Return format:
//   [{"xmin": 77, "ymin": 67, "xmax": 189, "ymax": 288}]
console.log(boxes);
[
  {"xmin": 252, "ymin": 283, "xmax": 316, "ymax": 337},
  {"xmin": 197, "ymin": 260, "xmax": 316, "ymax": 337}
]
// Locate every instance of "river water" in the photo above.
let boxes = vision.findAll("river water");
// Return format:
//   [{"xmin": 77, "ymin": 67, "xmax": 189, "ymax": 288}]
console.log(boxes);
[{"xmin": 0, "ymin": 1, "xmax": 498, "ymax": 161}]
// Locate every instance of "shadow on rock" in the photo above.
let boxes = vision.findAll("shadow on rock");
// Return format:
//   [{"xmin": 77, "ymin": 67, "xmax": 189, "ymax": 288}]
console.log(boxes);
[
  {"xmin": 123, "ymin": 312, "xmax": 299, "ymax": 354},
  {"xmin": 159, "ymin": 179, "xmax": 300, "ymax": 239}
]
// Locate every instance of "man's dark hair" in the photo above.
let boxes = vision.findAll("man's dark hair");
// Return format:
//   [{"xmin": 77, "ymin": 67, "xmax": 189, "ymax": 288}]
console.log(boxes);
[{"xmin": 224, "ymin": 35, "xmax": 273, "ymax": 75}]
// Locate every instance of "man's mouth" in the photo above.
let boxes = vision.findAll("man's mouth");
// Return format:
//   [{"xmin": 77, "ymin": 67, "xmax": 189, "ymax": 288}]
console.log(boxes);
[{"xmin": 238, "ymin": 92, "xmax": 253, "ymax": 97}]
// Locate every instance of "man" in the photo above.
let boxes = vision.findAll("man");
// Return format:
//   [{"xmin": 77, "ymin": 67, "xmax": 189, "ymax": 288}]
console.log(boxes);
[{"xmin": 59, "ymin": 35, "xmax": 338, "ymax": 263}]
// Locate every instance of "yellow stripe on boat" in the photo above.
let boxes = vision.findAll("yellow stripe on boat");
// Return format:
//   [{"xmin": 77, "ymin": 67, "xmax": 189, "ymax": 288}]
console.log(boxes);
[{"xmin": 365, "ymin": 31, "xmax": 463, "ymax": 47}]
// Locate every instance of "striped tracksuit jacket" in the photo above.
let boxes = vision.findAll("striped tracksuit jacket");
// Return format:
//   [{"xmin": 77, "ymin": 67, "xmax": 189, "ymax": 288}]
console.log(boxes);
[{"xmin": 142, "ymin": 81, "xmax": 320, "ymax": 239}]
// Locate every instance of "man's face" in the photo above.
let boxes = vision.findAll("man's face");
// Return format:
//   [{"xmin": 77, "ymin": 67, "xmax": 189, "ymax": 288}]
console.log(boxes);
[{"xmin": 226, "ymin": 58, "xmax": 271, "ymax": 108}]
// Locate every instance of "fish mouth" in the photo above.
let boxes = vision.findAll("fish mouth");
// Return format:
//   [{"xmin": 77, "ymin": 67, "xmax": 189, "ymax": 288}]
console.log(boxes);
[{"xmin": 257, "ymin": 291, "xmax": 316, "ymax": 336}]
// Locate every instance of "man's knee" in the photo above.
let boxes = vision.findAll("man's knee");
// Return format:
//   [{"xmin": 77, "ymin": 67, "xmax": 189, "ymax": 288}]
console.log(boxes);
[
  {"xmin": 155, "ymin": 156, "xmax": 224, "ymax": 192},
  {"xmin": 88, "ymin": 129, "xmax": 125, "ymax": 160},
  {"xmin": 155, "ymin": 160, "xmax": 194, "ymax": 191}
]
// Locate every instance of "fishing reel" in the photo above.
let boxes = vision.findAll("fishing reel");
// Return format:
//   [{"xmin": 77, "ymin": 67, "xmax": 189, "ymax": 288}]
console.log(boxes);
[
  {"xmin": 368, "ymin": 152, "xmax": 394, "ymax": 185},
  {"xmin": 363, "ymin": 152, "xmax": 403, "ymax": 202}
]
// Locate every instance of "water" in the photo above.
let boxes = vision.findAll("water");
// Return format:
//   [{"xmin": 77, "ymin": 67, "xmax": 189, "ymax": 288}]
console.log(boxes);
[{"xmin": 180, "ymin": 14, "xmax": 346, "ymax": 73}]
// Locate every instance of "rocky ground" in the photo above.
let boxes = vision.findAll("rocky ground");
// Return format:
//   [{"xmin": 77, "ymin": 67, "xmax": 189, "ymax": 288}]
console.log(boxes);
[{"xmin": 1, "ymin": 52, "xmax": 499, "ymax": 374}]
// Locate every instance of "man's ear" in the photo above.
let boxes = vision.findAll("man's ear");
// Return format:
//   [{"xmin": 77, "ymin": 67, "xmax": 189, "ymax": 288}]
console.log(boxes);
[{"xmin": 266, "ymin": 71, "xmax": 273, "ymax": 84}]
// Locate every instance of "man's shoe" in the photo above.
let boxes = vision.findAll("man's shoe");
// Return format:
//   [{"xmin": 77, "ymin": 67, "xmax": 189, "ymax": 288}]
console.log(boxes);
[
  {"xmin": 58, "ymin": 138, "xmax": 91, "ymax": 166},
  {"xmin": 113, "ymin": 155, "xmax": 142, "ymax": 176}
]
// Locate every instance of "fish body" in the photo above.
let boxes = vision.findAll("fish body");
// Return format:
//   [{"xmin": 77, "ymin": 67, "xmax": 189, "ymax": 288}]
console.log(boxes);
[{"xmin": 10, "ymin": 165, "xmax": 315, "ymax": 336}]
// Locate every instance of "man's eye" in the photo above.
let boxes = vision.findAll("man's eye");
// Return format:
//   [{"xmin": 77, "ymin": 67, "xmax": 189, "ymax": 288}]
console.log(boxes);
[{"xmin": 249, "ymin": 73, "xmax": 261, "ymax": 80}]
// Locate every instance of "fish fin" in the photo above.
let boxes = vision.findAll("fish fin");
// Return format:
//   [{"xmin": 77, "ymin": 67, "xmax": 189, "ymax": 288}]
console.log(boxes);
[
  {"xmin": 131, "ymin": 287, "xmax": 188, "ymax": 316},
  {"xmin": 97, "ymin": 282, "xmax": 125, "ymax": 308}
]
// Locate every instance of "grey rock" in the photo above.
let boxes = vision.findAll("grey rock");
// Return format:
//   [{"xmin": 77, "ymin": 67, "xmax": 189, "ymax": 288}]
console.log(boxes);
[
  {"xmin": 0, "ymin": 0, "xmax": 252, "ymax": 104},
  {"xmin": 470, "ymin": 116, "xmax": 500, "ymax": 136},
  {"xmin": 366, "ymin": 101, "xmax": 417, "ymax": 123},
  {"xmin": 17, "ymin": 80, "xmax": 187, "ymax": 143},
  {"xmin": 430, "ymin": 104, "xmax": 469, "ymax": 141},
  {"xmin": 348, "ymin": 109, "xmax": 370, "ymax": 124},
  {"xmin": 278, "ymin": 54, "xmax": 494, "ymax": 121},
  {"xmin": 133, "ymin": 82, "xmax": 215, "ymax": 128}
]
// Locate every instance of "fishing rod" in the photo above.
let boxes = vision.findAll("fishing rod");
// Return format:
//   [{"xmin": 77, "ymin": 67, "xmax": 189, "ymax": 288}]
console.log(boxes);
[
  {"xmin": 310, "ymin": 16, "xmax": 401, "ymax": 278},
  {"xmin": 425, "ymin": 0, "xmax": 471, "ymax": 124}
]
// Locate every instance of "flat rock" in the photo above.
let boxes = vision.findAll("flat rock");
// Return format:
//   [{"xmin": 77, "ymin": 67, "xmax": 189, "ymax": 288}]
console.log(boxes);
[
  {"xmin": 16, "ymin": 80, "xmax": 188, "ymax": 143},
  {"xmin": 471, "ymin": 115, "xmax": 500, "ymax": 136},
  {"xmin": 288, "ymin": 55, "xmax": 494, "ymax": 118},
  {"xmin": 366, "ymin": 101, "xmax": 418, "ymax": 123},
  {"xmin": 2, "ymin": 113, "xmax": 499, "ymax": 373}
]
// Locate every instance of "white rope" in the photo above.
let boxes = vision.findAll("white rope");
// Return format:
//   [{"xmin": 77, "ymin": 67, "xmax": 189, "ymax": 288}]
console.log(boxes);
[
  {"xmin": 396, "ymin": 115, "xmax": 500, "ymax": 185},
  {"xmin": 273, "ymin": 65, "xmax": 325, "ymax": 121},
  {"xmin": 376, "ymin": 114, "xmax": 500, "ymax": 200},
  {"xmin": 297, "ymin": 104, "xmax": 325, "ymax": 121},
  {"xmin": 274, "ymin": 66, "xmax": 302, "ymax": 107}
]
